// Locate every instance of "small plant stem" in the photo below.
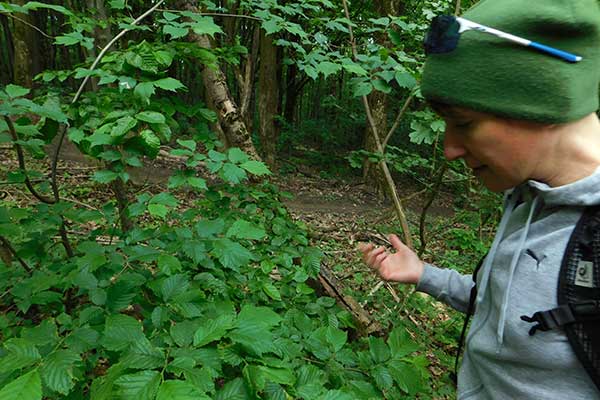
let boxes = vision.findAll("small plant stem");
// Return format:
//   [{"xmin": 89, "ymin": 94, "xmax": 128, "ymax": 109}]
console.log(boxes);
[
  {"xmin": 0, "ymin": 235, "xmax": 32, "ymax": 273},
  {"xmin": 5, "ymin": 116, "xmax": 55, "ymax": 204},
  {"xmin": 382, "ymin": 93, "xmax": 414, "ymax": 150},
  {"xmin": 418, "ymin": 163, "xmax": 448, "ymax": 257},
  {"xmin": 341, "ymin": 0, "xmax": 413, "ymax": 249},
  {"xmin": 0, "ymin": 11, "xmax": 54, "ymax": 39}
]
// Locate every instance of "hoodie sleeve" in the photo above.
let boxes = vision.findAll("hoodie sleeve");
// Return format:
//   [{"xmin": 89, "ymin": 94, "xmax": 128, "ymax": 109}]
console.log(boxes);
[{"xmin": 415, "ymin": 263, "xmax": 474, "ymax": 313}]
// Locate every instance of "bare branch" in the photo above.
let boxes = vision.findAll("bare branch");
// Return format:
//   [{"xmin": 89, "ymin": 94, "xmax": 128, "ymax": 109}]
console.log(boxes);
[
  {"xmin": 382, "ymin": 93, "xmax": 414, "ymax": 150},
  {"xmin": 0, "ymin": 11, "xmax": 53, "ymax": 39}
]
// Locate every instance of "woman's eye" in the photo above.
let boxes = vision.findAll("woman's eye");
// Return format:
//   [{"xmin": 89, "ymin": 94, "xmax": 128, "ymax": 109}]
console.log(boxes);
[{"xmin": 454, "ymin": 120, "xmax": 472, "ymax": 128}]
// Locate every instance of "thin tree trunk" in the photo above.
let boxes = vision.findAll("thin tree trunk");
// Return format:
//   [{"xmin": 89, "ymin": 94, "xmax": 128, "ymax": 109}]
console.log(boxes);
[
  {"xmin": 257, "ymin": 30, "xmax": 280, "ymax": 166},
  {"xmin": 12, "ymin": 0, "xmax": 40, "ymax": 87},
  {"xmin": 179, "ymin": 1, "xmax": 260, "ymax": 160},
  {"xmin": 0, "ymin": 15, "xmax": 14, "ymax": 83},
  {"xmin": 363, "ymin": 91, "xmax": 388, "ymax": 199}
]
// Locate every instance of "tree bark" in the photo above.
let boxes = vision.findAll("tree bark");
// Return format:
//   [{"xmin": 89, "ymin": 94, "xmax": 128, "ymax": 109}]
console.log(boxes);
[
  {"xmin": 179, "ymin": 1, "xmax": 261, "ymax": 160},
  {"xmin": 257, "ymin": 30, "xmax": 280, "ymax": 167},
  {"xmin": 12, "ymin": 0, "xmax": 41, "ymax": 87},
  {"xmin": 0, "ymin": 15, "xmax": 14, "ymax": 83}
]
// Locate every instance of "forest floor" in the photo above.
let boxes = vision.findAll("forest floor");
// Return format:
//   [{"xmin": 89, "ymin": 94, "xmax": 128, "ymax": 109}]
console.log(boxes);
[{"xmin": 2, "ymin": 143, "xmax": 464, "ymax": 398}]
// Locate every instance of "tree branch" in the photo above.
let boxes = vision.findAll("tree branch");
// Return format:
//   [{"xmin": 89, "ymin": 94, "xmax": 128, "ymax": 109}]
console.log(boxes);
[
  {"xmin": 0, "ymin": 11, "xmax": 53, "ymax": 39},
  {"xmin": 341, "ymin": 0, "xmax": 413, "ymax": 249},
  {"xmin": 0, "ymin": 235, "xmax": 32, "ymax": 273},
  {"xmin": 4, "ymin": 116, "xmax": 55, "ymax": 203},
  {"xmin": 382, "ymin": 93, "xmax": 414, "ymax": 150}
]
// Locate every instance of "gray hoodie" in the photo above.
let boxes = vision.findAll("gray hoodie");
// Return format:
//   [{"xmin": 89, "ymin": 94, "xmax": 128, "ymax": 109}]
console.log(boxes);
[{"xmin": 417, "ymin": 166, "xmax": 600, "ymax": 400}]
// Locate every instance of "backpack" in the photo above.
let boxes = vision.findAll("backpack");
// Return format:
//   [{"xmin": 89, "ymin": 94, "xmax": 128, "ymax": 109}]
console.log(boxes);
[{"xmin": 454, "ymin": 205, "xmax": 600, "ymax": 391}]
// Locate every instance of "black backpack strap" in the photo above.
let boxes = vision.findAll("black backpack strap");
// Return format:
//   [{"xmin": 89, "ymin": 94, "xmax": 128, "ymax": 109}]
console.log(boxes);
[
  {"xmin": 451, "ymin": 254, "xmax": 486, "ymax": 385},
  {"xmin": 521, "ymin": 300, "xmax": 600, "ymax": 335},
  {"xmin": 520, "ymin": 205, "xmax": 600, "ymax": 392}
]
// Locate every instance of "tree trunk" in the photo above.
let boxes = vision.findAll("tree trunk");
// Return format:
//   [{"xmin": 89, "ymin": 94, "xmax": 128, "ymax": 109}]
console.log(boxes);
[
  {"xmin": 0, "ymin": 15, "xmax": 14, "ymax": 83},
  {"xmin": 179, "ymin": 1, "xmax": 261, "ymax": 160},
  {"xmin": 257, "ymin": 30, "xmax": 280, "ymax": 167},
  {"xmin": 12, "ymin": 0, "xmax": 41, "ymax": 87}
]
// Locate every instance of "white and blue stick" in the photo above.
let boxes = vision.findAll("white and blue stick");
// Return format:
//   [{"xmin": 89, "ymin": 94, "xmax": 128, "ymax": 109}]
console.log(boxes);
[{"xmin": 456, "ymin": 17, "xmax": 582, "ymax": 63}]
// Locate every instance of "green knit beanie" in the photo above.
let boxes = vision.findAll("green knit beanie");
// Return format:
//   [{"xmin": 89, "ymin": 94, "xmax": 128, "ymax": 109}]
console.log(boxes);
[{"xmin": 421, "ymin": 0, "xmax": 600, "ymax": 123}]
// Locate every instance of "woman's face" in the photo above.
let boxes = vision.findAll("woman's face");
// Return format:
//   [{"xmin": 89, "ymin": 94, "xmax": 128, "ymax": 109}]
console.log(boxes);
[{"xmin": 438, "ymin": 107, "xmax": 547, "ymax": 192}]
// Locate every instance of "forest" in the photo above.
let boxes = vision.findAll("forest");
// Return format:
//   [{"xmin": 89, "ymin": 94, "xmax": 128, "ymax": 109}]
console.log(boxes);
[{"xmin": 0, "ymin": 0, "xmax": 501, "ymax": 399}]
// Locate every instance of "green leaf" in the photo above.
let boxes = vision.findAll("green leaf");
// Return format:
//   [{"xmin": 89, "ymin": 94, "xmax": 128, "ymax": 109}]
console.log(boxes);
[
  {"xmin": 134, "ymin": 82, "xmax": 155, "ymax": 103},
  {"xmin": 177, "ymin": 139, "xmax": 196, "ymax": 151},
  {"xmin": 0, "ymin": 338, "xmax": 41, "ymax": 373},
  {"xmin": 211, "ymin": 238, "xmax": 254, "ymax": 271},
  {"xmin": 317, "ymin": 61, "xmax": 341, "ymax": 78},
  {"xmin": 368, "ymin": 337, "xmax": 390, "ymax": 363},
  {"xmin": 394, "ymin": 71, "xmax": 417, "ymax": 89},
  {"xmin": 121, "ymin": 338, "xmax": 165, "ymax": 370},
  {"xmin": 370, "ymin": 17, "xmax": 390, "ymax": 26},
  {"xmin": 325, "ymin": 326, "xmax": 347, "ymax": 352},
  {"xmin": 372, "ymin": 79, "xmax": 392, "ymax": 94},
  {"xmin": 148, "ymin": 204, "xmax": 169, "ymax": 219},
  {"xmin": 353, "ymin": 82, "xmax": 373, "ymax": 97},
  {"xmin": 154, "ymin": 78, "xmax": 186, "ymax": 92},
  {"xmin": 240, "ymin": 160, "xmax": 271, "ymax": 176},
  {"xmin": 342, "ymin": 63, "xmax": 368, "ymax": 76},
  {"xmin": 221, "ymin": 163, "xmax": 247, "ymax": 184},
  {"xmin": 215, "ymin": 378, "xmax": 248, "ymax": 400},
  {"xmin": 158, "ymin": 254, "xmax": 182, "ymax": 275},
  {"xmin": 115, "ymin": 370, "xmax": 161, "ymax": 399},
  {"xmin": 0, "ymin": 369, "xmax": 42, "ymax": 400},
  {"xmin": 92, "ymin": 170, "xmax": 119, "ymax": 184},
  {"xmin": 5, "ymin": 84, "xmax": 30, "ymax": 98},
  {"xmin": 191, "ymin": 17, "xmax": 223, "ymax": 37},
  {"xmin": 262, "ymin": 282, "xmax": 281, "ymax": 301},
  {"xmin": 409, "ymin": 120, "xmax": 436, "ymax": 145},
  {"xmin": 23, "ymin": 1, "xmax": 74, "ymax": 16},
  {"xmin": 237, "ymin": 305, "xmax": 281, "ymax": 328},
  {"xmin": 157, "ymin": 380, "xmax": 208, "ymax": 400},
  {"xmin": 388, "ymin": 327, "xmax": 419, "ymax": 359},
  {"xmin": 140, "ymin": 129, "xmax": 161, "ymax": 157},
  {"xmin": 227, "ymin": 148, "xmax": 248, "ymax": 163},
  {"xmin": 193, "ymin": 314, "xmax": 236, "ymax": 347},
  {"xmin": 41, "ymin": 350, "xmax": 80, "ymax": 395},
  {"xmin": 111, "ymin": 116, "xmax": 137, "ymax": 137},
  {"xmin": 372, "ymin": 365, "xmax": 393, "ymax": 391},
  {"xmin": 136, "ymin": 111, "xmax": 166, "ymax": 124},
  {"xmin": 226, "ymin": 220, "xmax": 266, "ymax": 240},
  {"xmin": 101, "ymin": 314, "xmax": 145, "ymax": 351},
  {"xmin": 162, "ymin": 274, "xmax": 189, "ymax": 301},
  {"xmin": 164, "ymin": 24, "xmax": 189, "ymax": 39}
]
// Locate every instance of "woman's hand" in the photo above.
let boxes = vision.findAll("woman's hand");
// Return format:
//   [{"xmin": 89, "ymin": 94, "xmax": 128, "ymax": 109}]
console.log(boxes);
[{"xmin": 358, "ymin": 234, "xmax": 425, "ymax": 285}]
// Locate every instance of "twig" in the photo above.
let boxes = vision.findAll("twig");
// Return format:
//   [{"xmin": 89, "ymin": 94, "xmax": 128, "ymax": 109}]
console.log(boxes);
[
  {"xmin": 455, "ymin": 0, "xmax": 462, "ymax": 15},
  {"xmin": 418, "ymin": 163, "xmax": 448, "ymax": 257},
  {"xmin": 0, "ymin": 235, "xmax": 32, "ymax": 273},
  {"xmin": 0, "ymin": 11, "xmax": 54, "ymax": 39},
  {"xmin": 341, "ymin": 0, "xmax": 413, "ymax": 249},
  {"xmin": 4, "ymin": 116, "xmax": 56, "ymax": 204},
  {"xmin": 382, "ymin": 93, "xmax": 414, "ymax": 150},
  {"xmin": 157, "ymin": 9, "xmax": 262, "ymax": 21}
]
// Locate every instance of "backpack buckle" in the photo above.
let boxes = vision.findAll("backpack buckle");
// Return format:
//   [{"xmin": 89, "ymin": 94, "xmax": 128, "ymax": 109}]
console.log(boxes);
[{"xmin": 520, "ymin": 305, "xmax": 576, "ymax": 336}]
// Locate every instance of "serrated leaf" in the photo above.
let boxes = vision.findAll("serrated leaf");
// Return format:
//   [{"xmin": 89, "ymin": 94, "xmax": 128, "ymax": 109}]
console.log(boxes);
[
  {"xmin": 115, "ymin": 370, "xmax": 161, "ymax": 399},
  {"xmin": 157, "ymin": 254, "xmax": 182, "ymax": 275},
  {"xmin": 211, "ymin": 238, "xmax": 253, "ymax": 271},
  {"xmin": 343, "ymin": 63, "xmax": 368, "ymax": 76},
  {"xmin": 0, "ymin": 338, "xmax": 41, "ymax": 373},
  {"xmin": 121, "ymin": 338, "xmax": 165, "ymax": 370},
  {"xmin": 92, "ymin": 170, "xmax": 119, "ymax": 184},
  {"xmin": 373, "ymin": 79, "xmax": 392, "ymax": 94},
  {"xmin": 140, "ymin": 129, "xmax": 161, "ymax": 157},
  {"xmin": 388, "ymin": 327, "xmax": 419, "ymax": 359},
  {"xmin": 41, "ymin": 350, "xmax": 80, "ymax": 395},
  {"xmin": 353, "ymin": 82, "xmax": 373, "ymax": 97},
  {"xmin": 221, "ymin": 163, "xmax": 246, "ymax": 184},
  {"xmin": 111, "ymin": 115, "xmax": 137, "ymax": 137},
  {"xmin": 0, "ymin": 369, "xmax": 42, "ymax": 400},
  {"xmin": 226, "ymin": 220, "xmax": 266, "ymax": 240},
  {"xmin": 190, "ymin": 17, "xmax": 223, "ymax": 37},
  {"xmin": 395, "ymin": 71, "xmax": 416, "ymax": 89},
  {"xmin": 134, "ymin": 82, "xmax": 155, "ymax": 103},
  {"xmin": 154, "ymin": 78, "xmax": 186, "ymax": 92},
  {"xmin": 240, "ymin": 160, "xmax": 271, "ymax": 176},
  {"xmin": 162, "ymin": 274, "xmax": 189, "ymax": 301},
  {"xmin": 227, "ymin": 148, "xmax": 248, "ymax": 163},
  {"xmin": 136, "ymin": 111, "xmax": 165, "ymax": 124},
  {"xmin": 193, "ymin": 314, "xmax": 236, "ymax": 347},
  {"xmin": 5, "ymin": 84, "xmax": 30, "ymax": 98},
  {"xmin": 368, "ymin": 337, "xmax": 390, "ymax": 363},
  {"xmin": 101, "ymin": 314, "xmax": 144, "ymax": 351},
  {"xmin": 148, "ymin": 204, "xmax": 168, "ymax": 218},
  {"xmin": 164, "ymin": 24, "xmax": 189, "ymax": 39},
  {"xmin": 317, "ymin": 61, "xmax": 341, "ymax": 78},
  {"xmin": 157, "ymin": 380, "xmax": 208, "ymax": 400}
]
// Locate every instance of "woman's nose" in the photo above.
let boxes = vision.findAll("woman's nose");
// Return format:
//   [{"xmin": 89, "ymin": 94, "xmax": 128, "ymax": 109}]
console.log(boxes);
[{"xmin": 443, "ymin": 131, "xmax": 467, "ymax": 161}]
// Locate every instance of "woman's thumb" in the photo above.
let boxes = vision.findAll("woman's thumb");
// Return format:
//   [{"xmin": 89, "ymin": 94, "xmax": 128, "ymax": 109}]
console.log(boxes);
[{"xmin": 388, "ymin": 234, "xmax": 406, "ymax": 251}]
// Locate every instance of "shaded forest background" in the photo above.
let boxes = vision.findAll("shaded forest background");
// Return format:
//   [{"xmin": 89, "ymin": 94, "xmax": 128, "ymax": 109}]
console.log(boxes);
[{"xmin": 0, "ymin": 1, "xmax": 502, "ymax": 399}]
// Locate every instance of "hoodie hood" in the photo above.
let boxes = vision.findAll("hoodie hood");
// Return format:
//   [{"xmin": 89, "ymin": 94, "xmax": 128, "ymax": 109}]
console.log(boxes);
[{"xmin": 526, "ymin": 165, "xmax": 600, "ymax": 207}]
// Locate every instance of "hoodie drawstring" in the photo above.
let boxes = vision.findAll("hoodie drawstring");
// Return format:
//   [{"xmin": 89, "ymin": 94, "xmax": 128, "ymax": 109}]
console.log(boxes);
[{"xmin": 496, "ymin": 195, "xmax": 540, "ymax": 350}]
